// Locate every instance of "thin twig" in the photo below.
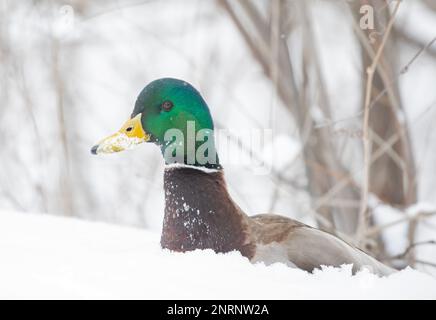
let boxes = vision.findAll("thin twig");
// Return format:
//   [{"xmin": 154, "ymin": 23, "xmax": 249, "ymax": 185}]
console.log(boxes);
[
  {"xmin": 315, "ymin": 34, "xmax": 436, "ymax": 129},
  {"xmin": 389, "ymin": 240, "xmax": 436, "ymax": 261},
  {"xmin": 366, "ymin": 211, "xmax": 436, "ymax": 237},
  {"xmin": 357, "ymin": 0, "xmax": 401, "ymax": 244},
  {"xmin": 415, "ymin": 260, "xmax": 436, "ymax": 269}
]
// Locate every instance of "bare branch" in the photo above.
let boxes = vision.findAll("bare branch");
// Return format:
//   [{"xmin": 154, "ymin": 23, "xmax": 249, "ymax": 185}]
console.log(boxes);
[{"xmin": 358, "ymin": 0, "xmax": 401, "ymax": 244}]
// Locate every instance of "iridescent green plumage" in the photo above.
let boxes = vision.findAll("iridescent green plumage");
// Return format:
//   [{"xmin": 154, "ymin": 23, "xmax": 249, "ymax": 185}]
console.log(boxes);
[{"xmin": 132, "ymin": 78, "xmax": 220, "ymax": 169}]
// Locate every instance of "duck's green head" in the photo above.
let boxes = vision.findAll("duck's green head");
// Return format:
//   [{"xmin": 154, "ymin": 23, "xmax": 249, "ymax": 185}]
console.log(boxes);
[{"xmin": 92, "ymin": 78, "xmax": 220, "ymax": 169}]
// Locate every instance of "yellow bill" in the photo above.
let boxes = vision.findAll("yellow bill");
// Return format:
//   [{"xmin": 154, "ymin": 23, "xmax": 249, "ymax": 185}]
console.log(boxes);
[{"xmin": 91, "ymin": 113, "xmax": 150, "ymax": 155}]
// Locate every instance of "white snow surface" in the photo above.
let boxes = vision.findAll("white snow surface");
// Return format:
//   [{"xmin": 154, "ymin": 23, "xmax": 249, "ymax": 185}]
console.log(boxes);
[{"xmin": 1, "ymin": 211, "xmax": 436, "ymax": 300}]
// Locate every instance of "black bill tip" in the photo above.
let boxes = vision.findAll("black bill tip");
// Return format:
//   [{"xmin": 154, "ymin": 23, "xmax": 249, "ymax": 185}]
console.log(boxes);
[{"xmin": 91, "ymin": 145, "xmax": 99, "ymax": 155}]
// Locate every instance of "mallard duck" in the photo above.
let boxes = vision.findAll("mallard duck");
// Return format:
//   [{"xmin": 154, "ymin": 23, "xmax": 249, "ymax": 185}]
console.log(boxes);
[{"xmin": 92, "ymin": 78, "xmax": 395, "ymax": 276}]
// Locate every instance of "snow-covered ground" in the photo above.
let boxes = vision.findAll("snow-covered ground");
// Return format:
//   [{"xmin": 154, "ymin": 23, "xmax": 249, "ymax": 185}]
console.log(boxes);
[{"xmin": 1, "ymin": 211, "xmax": 435, "ymax": 300}]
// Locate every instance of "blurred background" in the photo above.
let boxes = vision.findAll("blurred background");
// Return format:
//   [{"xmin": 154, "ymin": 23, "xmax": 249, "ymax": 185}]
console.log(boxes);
[{"xmin": 1, "ymin": 0, "xmax": 436, "ymax": 274}]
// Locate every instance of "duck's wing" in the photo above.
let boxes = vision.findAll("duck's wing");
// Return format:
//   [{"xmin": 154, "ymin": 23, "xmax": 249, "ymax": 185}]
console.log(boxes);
[{"xmin": 248, "ymin": 214, "xmax": 395, "ymax": 276}]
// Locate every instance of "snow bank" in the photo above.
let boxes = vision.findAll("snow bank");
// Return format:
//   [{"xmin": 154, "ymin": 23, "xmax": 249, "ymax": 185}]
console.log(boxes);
[{"xmin": 0, "ymin": 211, "xmax": 435, "ymax": 300}]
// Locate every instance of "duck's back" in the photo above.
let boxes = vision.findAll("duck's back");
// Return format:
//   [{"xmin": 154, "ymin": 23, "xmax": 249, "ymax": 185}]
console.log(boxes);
[{"xmin": 248, "ymin": 214, "xmax": 395, "ymax": 276}]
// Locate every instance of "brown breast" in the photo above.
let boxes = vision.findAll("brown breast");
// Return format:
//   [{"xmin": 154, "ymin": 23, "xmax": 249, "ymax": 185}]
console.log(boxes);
[{"xmin": 161, "ymin": 166, "xmax": 255, "ymax": 258}]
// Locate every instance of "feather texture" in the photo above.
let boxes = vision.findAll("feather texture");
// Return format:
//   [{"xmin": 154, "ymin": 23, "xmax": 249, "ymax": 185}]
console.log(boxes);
[{"xmin": 161, "ymin": 166, "xmax": 395, "ymax": 276}]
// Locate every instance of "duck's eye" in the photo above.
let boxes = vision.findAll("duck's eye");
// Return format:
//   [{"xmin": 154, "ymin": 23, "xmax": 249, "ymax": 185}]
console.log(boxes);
[
  {"xmin": 161, "ymin": 100, "xmax": 174, "ymax": 112},
  {"xmin": 126, "ymin": 127, "xmax": 133, "ymax": 132}
]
